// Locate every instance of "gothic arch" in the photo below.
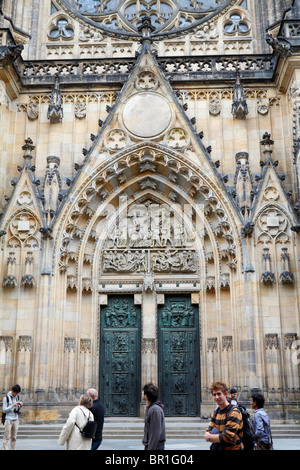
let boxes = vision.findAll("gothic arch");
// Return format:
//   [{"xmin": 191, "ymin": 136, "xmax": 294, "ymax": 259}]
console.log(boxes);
[{"xmin": 53, "ymin": 143, "xmax": 243, "ymax": 294}]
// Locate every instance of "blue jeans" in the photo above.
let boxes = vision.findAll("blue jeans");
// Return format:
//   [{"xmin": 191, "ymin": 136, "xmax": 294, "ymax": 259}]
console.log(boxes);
[{"xmin": 91, "ymin": 439, "xmax": 102, "ymax": 450}]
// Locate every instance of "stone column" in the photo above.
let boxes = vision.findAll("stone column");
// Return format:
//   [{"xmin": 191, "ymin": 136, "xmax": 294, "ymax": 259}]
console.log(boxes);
[
  {"xmin": 79, "ymin": 339, "xmax": 92, "ymax": 392},
  {"xmin": 64, "ymin": 337, "xmax": 76, "ymax": 399},
  {"xmin": 284, "ymin": 333, "xmax": 300, "ymax": 400},
  {"xmin": 207, "ymin": 337, "xmax": 218, "ymax": 385},
  {"xmin": 0, "ymin": 336, "xmax": 13, "ymax": 393},
  {"xmin": 140, "ymin": 290, "xmax": 157, "ymax": 415},
  {"xmin": 265, "ymin": 333, "xmax": 282, "ymax": 399},
  {"xmin": 16, "ymin": 335, "xmax": 32, "ymax": 392}
]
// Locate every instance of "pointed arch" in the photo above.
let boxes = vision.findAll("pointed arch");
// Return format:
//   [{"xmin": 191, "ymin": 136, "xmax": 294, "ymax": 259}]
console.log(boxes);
[{"xmin": 53, "ymin": 143, "xmax": 243, "ymax": 294}]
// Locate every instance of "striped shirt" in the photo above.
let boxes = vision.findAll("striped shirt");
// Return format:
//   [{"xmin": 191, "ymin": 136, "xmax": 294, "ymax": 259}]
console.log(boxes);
[{"xmin": 207, "ymin": 404, "xmax": 244, "ymax": 450}]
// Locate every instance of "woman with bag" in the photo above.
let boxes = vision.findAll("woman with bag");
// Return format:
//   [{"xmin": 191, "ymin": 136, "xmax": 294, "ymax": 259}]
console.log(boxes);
[{"xmin": 58, "ymin": 394, "xmax": 96, "ymax": 450}]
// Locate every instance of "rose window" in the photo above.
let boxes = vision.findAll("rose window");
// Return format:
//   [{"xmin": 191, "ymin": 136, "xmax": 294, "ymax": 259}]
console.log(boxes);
[{"xmin": 56, "ymin": 0, "xmax": 233, "ymax": 36}]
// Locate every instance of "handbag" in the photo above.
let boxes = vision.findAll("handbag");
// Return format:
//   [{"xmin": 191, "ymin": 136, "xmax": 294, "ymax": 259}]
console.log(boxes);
[
  {"xmin": 76, "ymin": 407, "xmax": 98, "ymax": 439},
  {"xmin": 255, "ymin": 434, "xmax": 274, "ymax": 450}
]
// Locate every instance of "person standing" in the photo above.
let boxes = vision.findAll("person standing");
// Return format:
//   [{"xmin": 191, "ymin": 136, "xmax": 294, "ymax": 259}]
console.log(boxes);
[
  {"xmin": 2, "ymin": 384, "xmax": 23, "ymax": 450},
  {"xmin": 228, "ymin": 388, "xmax": 238, "ymax": 406},
  {"xmin": 142, "ymin": 383, "xmax": 166, "ymax": 451},
  {"xmin": 87, "ymin": 388, "xmax": 105, "ymax": 450},
  {"xmin": 58, "ymin": 394, "xmax": 94, "ymax": 450},
  {"xmin": 251, "ymin": 392, "xmax": 273, "ymax": 450},
  {"xmin": 204, "ymin": 381, "xmax": 243, "ymax": 450}
]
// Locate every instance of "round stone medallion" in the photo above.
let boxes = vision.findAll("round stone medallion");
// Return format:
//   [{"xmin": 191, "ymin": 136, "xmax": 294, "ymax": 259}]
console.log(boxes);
[{"xmin": 122, "ymin": 93, "xmax": 172, "ymax": 138}]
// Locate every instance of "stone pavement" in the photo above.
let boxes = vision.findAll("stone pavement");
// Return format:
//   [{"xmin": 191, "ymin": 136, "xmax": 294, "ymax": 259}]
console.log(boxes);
[{"xmin": 9, "ymin": 437, "xmax": 300, "ymax": 451}]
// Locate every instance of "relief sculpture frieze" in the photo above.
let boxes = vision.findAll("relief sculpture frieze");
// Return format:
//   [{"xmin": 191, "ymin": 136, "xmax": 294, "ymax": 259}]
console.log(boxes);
[
  {"xmin": 101, "ymin": 203, "xmax": 198, "ymax": 275},
  {"xmin": 102, "ymin": 248, "xmax": 197, "ymax": 273}
]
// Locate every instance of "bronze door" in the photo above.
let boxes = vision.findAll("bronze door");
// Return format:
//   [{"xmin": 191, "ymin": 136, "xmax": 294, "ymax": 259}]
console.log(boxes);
[
  {"xmin": 100, "ymin": 295, "xmax": 141, "ymax": 416},
  {"xmin": 158, "ymin": 294, "xmax": 200, "ymax": 416}
]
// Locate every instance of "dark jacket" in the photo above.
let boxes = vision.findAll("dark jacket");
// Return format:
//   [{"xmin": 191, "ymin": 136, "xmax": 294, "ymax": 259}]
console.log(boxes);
[
  {"xmin": 90, "ymin": 399, "xmax": 105, "ymax": 441},
  {"xmin": 142, "ymin": 401, "xmax": 166, "ymax": 450}
]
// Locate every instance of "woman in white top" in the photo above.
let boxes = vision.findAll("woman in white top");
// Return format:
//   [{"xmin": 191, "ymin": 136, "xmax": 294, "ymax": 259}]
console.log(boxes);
[{"xmin": 58, "ymin": 394, "xmax": 94, "ymax": 450}]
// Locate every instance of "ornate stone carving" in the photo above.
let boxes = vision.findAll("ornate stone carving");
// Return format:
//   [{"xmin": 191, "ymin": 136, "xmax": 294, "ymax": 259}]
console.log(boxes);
[
  {"xmin": 67, "ymin": 275, "xmax": 77, "ymax": 290},
  {"xmin": 47, "ymin": 75, "xmax": 63, "ymax": 123},
  {"xmin": 74, "ymin": 102, "xmax": 86, "ymax": 118},
  {"xmin": 209, "ymin": 98, "xmax": 221, "ymax": 115},
  {"xmin": 284, "ymin": 333, "xmax": 297, "ymax": 349},
  {"xmin": 219, "ymin": 273, "xmax": 230, "ymax": 289},
  {"xmin": 165, "ymin": 128, "xmax": 189, "ymax": 148},
  {"xmin": 205, "ymin": 276, "xmax": 215, "ymax": 292},
  {"xmin": 104, "ymin": 129, "xmax": 128, "ymax": 150},
  {"xmin": 78, "ymin": 26, "xmax": 103, "ymax": 42},
  {"xmin": 5, "ymin": 209, "xmax": 40, "ymax": 252},
  {"xmin": 21, "ymin": 274, "xmax": 35, "ymax": 287},
  {"xmin": 18, "ymin": 335, "xmax": 33, "ymax": 352},
  {"xmin": 3, "ymin": 275, "xmax": 18, "ymax": 287},
  {"xmin": 222, "ymin": 336, "xmax": 233, "ymax": 351},
  {"xmin": 0, "ymin": 336, "xmax": 13, "ymax": 352},
  {"xmin": 279, "ymin": 248, "xmax": 294, "ymax": 284},
  {"xmin": 207, "ymin": 337, "xmax": 218, "ymax": 352},
  {"xmin": 152, "ymin": 250, "xmax": 196, "ymax": 273},
  {"xmin": 266, "ymin": 34, "xmax": 291, "ymax": 57},
  {"xmin": 27, "ymin": 103, "xmax": 39, "ymax": 120},
  {"xmin": 64, "ymin": 337, "xmax": 76, "ymax": 352},
  {"xmin": 135, "ymin": 70, "xmax": 158, "ymax": 91},
  {"xmin": 17, "ymin": 191, "xmax": 33, "ymax": 206},
  {"xmin": 80, "ymin": 339, "xmax": 91, "ymax": 353},
  {"xmin": 194, "ymin": 21, "xmax": 219, "ymax": 39},
  {"xmin": 261, "ymin": 248, "xmax": 275, "ymax": 284},
  {"xmin": 265, "ymin": 333, "xmax": 279, "ymax": 350},
  {"xmin": 231, "ymin": 71, "xmax": 248, "ymax": 119},
  {"xmin": 257, "ymin": 207, "xmax": 288, "ymax": 244},
  {"xmin": 142, "ymin": 338, "xmax": 157, "ymax": 354},
  {"xmin": 257, "ymin": 98, "xmax": 269, "ymax": 115}
]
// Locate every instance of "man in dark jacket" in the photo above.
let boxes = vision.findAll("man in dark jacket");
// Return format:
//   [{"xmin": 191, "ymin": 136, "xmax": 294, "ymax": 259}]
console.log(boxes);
[
  {"xmin": 87, "ymin": 388, "xmax": 105, "ymax": 450},
  {"xmin": 142, "ymin": 383, "xmax": 166, "ymax": 450}
]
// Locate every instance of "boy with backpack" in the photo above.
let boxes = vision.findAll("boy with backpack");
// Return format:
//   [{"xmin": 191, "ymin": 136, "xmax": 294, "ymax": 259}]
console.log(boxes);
[
  {"xmin": 204, "ymin": 381, "xmax": 244, "ymax": 450},
  {"xmin": 2, "ymin": 384, "xmax": 23, "ymax": 450}
]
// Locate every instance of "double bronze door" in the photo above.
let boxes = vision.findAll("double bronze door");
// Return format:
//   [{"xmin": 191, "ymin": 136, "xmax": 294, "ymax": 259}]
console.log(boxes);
[{"xmin": 100, "ymin": 294, "xmax": 200, "ymax": 417}]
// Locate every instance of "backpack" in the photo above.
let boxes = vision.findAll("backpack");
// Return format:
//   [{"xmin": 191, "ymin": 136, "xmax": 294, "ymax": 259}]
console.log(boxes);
[
  {"xmin": 238, "ymin": 404, "xmax": 255, "ymax": 451},
  {"xmin": 76, "ymin": 408, "xmax": 98, "ymax": 439},
  {"xmin": 1, "ymin": 396, "xmax": 11, "ymax": 425}
]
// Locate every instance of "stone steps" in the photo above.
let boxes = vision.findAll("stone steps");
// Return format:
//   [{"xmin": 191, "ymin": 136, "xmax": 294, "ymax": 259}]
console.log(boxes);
[{"xmin": 0, "ymin": 419, "xmax": 300, "ymax": 440}]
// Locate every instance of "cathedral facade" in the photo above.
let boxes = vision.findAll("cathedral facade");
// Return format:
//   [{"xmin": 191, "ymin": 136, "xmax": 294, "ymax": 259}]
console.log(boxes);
[{"xmin": 0, "ymin": 0, "xmax": 300, "ymax": 422}]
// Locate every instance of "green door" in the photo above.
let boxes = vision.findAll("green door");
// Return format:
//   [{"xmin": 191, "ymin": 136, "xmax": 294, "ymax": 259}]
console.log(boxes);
[
  {"xmin": 158, "ymin": 295, "xmax": 200, "ymax": 416},
  {"xmin": 100, "ymin": 295, "xmax": 141, "ymax": 416}
]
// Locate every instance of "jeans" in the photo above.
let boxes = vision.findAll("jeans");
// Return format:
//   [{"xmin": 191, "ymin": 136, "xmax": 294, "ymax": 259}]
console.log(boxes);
[{"xmin": 91, "ymin": 439, "xmax": 102, "ymax": 450}]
